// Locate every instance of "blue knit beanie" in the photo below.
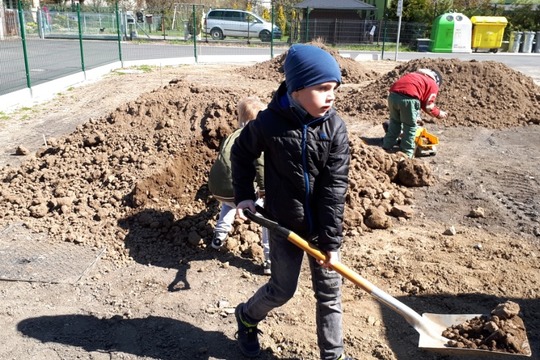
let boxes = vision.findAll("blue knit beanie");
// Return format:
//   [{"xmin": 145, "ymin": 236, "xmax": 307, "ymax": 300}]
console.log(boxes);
[{"xmin": 284, "ymin": 44, "xmax": 342, "ymax": 94}]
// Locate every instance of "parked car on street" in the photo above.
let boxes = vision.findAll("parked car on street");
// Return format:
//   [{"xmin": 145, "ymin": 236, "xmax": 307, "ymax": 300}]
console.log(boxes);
[{"xmin": 203, "ymin": 9, "xmax": 281, "ymax": 42}]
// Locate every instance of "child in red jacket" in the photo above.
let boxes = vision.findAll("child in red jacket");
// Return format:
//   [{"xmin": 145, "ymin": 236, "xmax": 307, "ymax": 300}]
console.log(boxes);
[{"xmin": 382, "ymin": 68, "xmax": 448, "ymax": 157}]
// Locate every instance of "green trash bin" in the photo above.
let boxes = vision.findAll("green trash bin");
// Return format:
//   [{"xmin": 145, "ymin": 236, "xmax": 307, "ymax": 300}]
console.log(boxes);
[
  {"xmin": 471, "ymin": 16, "xmax": 507, "ymax": 52},
  {"xmin": 430, "ymin": 12, "xmax": 472, "ymax": 53},
  {"xmin": 430, "ymin": 13, "xmax": 454, "ymax": 52}
]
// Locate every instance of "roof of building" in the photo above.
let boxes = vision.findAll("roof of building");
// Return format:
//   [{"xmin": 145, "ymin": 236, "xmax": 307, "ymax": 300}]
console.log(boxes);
[{"xmin": 294, "ymin": 0, "xmax": 376, "ymax": 10}]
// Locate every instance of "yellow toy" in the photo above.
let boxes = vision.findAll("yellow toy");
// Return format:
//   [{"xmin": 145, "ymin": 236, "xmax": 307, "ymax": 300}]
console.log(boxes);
[
  {"xmin": 382, "ymin": 121, "xmax": 439, "ymax": 157},
  {"xmin": 414, "ymin": 127, "xmax": 439, "ymax": 157}
]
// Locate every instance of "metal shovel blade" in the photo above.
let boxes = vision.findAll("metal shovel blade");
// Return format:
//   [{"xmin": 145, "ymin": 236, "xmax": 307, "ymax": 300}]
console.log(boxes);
[
  {"xmin": 419, "ymin": 313, "xmax": 532, "ymax": 357},
  {"xmin": 243, "ymin": 208, "xmax": 533, "ymax": 358}
]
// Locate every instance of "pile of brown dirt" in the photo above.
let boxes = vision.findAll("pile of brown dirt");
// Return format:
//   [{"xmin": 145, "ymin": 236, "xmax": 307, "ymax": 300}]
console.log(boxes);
[
  {"xmin": 238, "ymin": 42, "xmax": 380, "ymax": 84},
  {"xmin": 444, "ymin": 301, "xmax": 532, "ymax": 356},
  {"xmin": 0, "ymin": 74, "xmax": 432, "ymax": 266},
  {"xmin": 238, "ymin": 48, "xmax": 540, "ymax": 128},
  {"xmin": 2, "ymin": 51, "xmax": 540, "ymax": 267},
  {"xmin": 337, "ymin": 58, "xmax": 540, "ymax": 128}
]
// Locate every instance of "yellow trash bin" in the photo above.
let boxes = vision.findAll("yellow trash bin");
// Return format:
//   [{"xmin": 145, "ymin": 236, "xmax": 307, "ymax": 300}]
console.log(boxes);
[{"xmin": 471, "ymin": 16, "xmax": 508, "ymax": 52}]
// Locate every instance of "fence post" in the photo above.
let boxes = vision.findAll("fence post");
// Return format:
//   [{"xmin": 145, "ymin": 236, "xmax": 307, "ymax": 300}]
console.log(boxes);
[
  {"xmin": 270, "ymin": 0, "xmax": 274, "ymax": 58},
  {"xmin": 37, "ymin": 7, "xmax": 44, "ymax": 38},
  {"xmin": 192, "ymin": 5, "xmax": 198, "ymax": 63},
  {"xmin": 381, "ymin": 0, "xmax": 388, "ymax": 59},
  {"xmin": 76, "ymin": 3, "xmax": 86, "ymax": 77},
  {"xmin": 306, "ymin": 7, "xmax": 311, "ymax": 42},
  {"xmin": 333, "ymin": 18, "xmax": 337, "ymax": 45},
  {"xmin": 17, "ymin": 1, "xmax": 32, "ymax": 93},
  {"xmin": 115, "ymin": 1, "xmax": 123, "ymax": 67}
]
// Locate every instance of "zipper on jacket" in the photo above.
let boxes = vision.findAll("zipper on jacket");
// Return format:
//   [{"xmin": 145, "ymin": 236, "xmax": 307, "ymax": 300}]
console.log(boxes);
[
  {"xmin": 301, "ymin": 117, "xmax": 325, "ymax": 235},
  {"xmin": 287, "ymin": 92, "xmax": 328, "ymax": 237},
  {"xmin": 301, "ymin": 124, "xmax": 312, "ymax": 233}
]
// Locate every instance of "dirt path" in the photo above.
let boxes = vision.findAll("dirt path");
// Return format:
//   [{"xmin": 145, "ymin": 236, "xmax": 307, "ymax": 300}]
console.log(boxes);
[{"xmin": 0, "ymin": 56, "xmax": 538, "ymax": 360}]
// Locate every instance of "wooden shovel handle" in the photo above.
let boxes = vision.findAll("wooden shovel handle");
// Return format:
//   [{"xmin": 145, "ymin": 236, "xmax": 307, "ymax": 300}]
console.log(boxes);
[{"xmin": 243, "ymin": 208, "xmax": 375, "ymax": 294}]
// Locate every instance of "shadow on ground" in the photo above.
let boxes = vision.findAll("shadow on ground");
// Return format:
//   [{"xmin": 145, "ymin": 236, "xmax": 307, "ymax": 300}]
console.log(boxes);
[
  {"xmin": 17, "ymin": 314, "xmax": 279, "ymax": 359},
  {"xmin": 119, "ymin": 208, "xmax": 261, "ymax": 292}
]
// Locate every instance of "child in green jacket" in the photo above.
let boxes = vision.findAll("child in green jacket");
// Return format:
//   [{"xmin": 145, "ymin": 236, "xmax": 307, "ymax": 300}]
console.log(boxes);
[{"xmin": 208, "ymin": 96, "xmax": 270, "ymax": 274}]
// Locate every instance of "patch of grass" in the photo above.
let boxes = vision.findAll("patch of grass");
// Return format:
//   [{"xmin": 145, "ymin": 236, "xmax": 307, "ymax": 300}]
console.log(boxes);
[
  {"xmin": 134, "ymin": 65, "xmax": 153, "ymax": 73},
  {"xmin": 112, "ymin": 65, "xmax": 155, "ymax": 75},
  {"xmin": 8, "ymin": 106, "xmax": 37, "ymax": 119},
  {"xmin": 0, "ymin": 112, "xmax": 9, "ymax": 121},
  {"xmin": 167, "ymin": 39, "xmax": 187, "ymax": 45}
]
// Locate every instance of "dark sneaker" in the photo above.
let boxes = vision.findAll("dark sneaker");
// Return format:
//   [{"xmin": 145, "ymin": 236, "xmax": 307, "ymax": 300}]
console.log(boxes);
[
  {"xmin": 235, "ymin": 303, "xmax": 261, "ymax": 357},
  {"xmin": 262, "ymin": 260, "xmax": 271, "ymax": 275},
  {"xmin": 211, "ymin": 233, "xmax": 227, "ymax": 249}
]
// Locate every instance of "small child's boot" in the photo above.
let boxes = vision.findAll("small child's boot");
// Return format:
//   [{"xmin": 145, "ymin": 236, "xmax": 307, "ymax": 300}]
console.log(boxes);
[{"xmin": 211, "ymin": 232, "xmax": 227, "ymax": 249}]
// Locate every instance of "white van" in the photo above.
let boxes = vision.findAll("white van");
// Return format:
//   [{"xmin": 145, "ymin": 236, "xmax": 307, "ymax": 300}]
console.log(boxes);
[{"xmin": 204, "ymin": 9, "xmax": 281, "ymax": 42}]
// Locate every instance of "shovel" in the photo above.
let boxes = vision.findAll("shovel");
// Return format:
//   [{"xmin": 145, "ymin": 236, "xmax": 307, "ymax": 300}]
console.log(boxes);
[{"xmin": 243, "ymin": 207, "xmax": 532, "ymax": 358}]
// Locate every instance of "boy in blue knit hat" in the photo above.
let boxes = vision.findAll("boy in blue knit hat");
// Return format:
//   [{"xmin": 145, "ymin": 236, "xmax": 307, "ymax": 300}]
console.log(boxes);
[{"xmin": 231, "ymin": 44, "xmax": 352, "ymax": 360}]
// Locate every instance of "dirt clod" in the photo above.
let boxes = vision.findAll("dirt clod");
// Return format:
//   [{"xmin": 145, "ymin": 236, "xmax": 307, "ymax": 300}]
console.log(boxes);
[{"xmin": 443, "ymin": 301, "xmax": 531, "ymax": 356}]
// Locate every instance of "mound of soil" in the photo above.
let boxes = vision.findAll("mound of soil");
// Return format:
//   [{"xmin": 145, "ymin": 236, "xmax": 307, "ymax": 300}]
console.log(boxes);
[
  {"xmin": 1, "ymin": 50, "xmax": 539, "ymax": 266},
  {"xmin": 238, "ymin": 41, "xmax": 380, "ymax": 84},
  {"xmin": 444, "ymin": 301, "xmax": 531, "ymax": 356},
  {"xmin": 4, "ymin": 47, "xmax": 479, "ymax": 267},
  {"xmin": 337, "ymin": 58, "xmax": 540, "ymax": 128},
  {"xmin": 0, "ymin": 76, "xmax": 431, "ymax": 265},
  {"xmin": 237, "ymin": 44, "xmax": 540, "ymax": 130}
]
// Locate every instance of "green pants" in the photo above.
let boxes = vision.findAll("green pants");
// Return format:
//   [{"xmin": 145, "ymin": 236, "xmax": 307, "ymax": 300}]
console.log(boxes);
[{"xmin": 382, "ymin": 92, "xmax": 421, "ymax": 158}]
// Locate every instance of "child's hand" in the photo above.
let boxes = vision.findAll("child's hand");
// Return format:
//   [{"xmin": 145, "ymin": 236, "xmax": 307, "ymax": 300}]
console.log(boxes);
[
  {"xmin": 236, "ymin": 199, "xmax": 256, "ymax": 220},
  {"xmin": 437, "ymin": 110, "xmax": 448, "ymax": 119},
  {"xmin": 317, "ymin": 251, "xmax": 339, "ymax": 269}
]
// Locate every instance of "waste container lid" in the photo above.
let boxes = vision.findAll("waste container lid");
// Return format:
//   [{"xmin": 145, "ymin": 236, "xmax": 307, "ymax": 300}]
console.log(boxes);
[{"xmin": 471, "ymin": 16, "xmax": 507, "ymax": 24}]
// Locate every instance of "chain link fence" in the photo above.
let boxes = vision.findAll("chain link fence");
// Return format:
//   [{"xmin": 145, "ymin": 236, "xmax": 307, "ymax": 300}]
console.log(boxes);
[{"xmin": 0, "ymin": 3, "xmax": 424, "ymax": 98}]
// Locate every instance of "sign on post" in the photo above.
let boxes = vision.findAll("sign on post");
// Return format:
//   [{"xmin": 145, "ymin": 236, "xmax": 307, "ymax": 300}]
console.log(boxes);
[
  {"xmin": 396, "ymin": 0, "xmax": 403, "ymax": 16},
  {"xmin": 395, "ymin": 0, "xmax": 403, "ymax": 60}
]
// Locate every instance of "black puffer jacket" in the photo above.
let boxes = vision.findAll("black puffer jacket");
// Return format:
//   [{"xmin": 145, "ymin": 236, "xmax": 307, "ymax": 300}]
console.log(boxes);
[{"xmin": 232, "ymin": 82, "xmax": 350, "ymax": 252}]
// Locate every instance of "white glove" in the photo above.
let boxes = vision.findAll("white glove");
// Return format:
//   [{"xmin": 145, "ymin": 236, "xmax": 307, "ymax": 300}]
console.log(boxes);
[
  {"xmin": 437, "ymin": 110, "xmax": 448, "ymax": 119},
  {"xmin": 236, "ymin": 199, "xmax": 256, "ymax": 220}
]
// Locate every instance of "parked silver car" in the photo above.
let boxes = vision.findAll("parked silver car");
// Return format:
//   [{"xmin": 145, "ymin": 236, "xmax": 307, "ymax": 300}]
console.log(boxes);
[{"xmin": 204, "ymin": 9, "xmax": 281, "ymax": 42}]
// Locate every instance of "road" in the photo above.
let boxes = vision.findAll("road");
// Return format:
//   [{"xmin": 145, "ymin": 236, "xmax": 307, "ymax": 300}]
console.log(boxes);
[{"xmin": 1, "ymin": 38, "xmax": 539, "ymax": 100}]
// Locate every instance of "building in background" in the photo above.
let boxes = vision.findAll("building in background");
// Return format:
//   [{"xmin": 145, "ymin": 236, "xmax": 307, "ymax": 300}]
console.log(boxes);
[{"xmin": 294, "ymin": 0, "xmax": 377, "ymax": 43}]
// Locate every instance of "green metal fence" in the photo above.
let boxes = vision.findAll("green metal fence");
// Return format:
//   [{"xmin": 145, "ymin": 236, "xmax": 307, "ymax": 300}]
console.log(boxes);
[
  {"xmin": 1, "ymin": 3, "xmax": 424, "ymax": 100},
  {"xmin": 0, "ymin": 3, "xmax": 286, "ymax": 98}
]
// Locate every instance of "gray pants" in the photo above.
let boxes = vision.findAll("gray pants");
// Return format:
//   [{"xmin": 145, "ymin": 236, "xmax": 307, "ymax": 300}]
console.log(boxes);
[{"xmin": 242, "ymin": 230, "xmax": 343, "ymax": 360}]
